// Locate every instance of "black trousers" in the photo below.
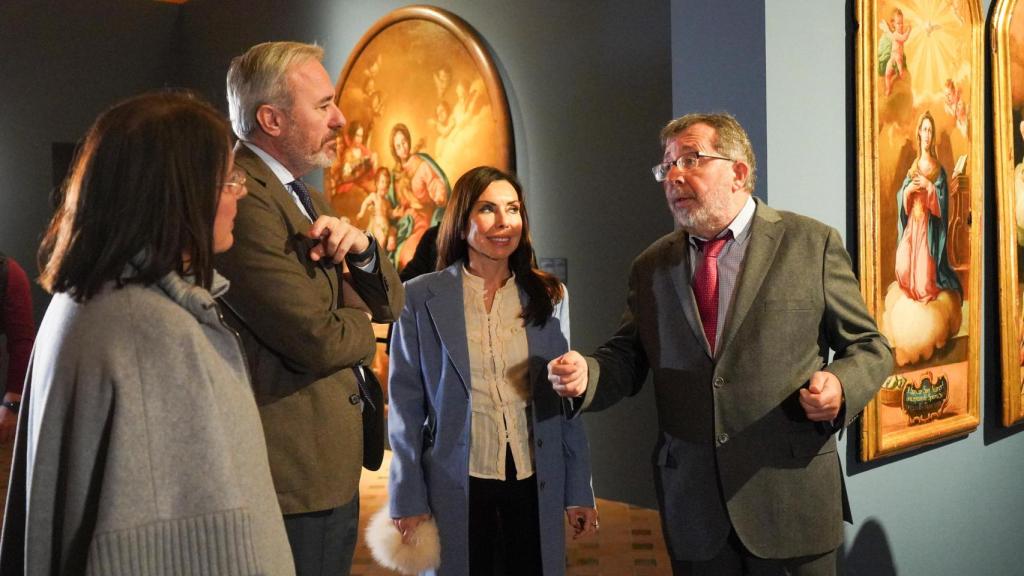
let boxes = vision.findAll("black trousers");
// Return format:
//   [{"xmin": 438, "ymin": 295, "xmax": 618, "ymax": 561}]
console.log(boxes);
[
  {"xmin": 468, "ymin": 449, "xmax": 543, "ymax": 575},
  {"xmin": 671, "ymin": 529, "xmax": 837, "ymax": 576}
]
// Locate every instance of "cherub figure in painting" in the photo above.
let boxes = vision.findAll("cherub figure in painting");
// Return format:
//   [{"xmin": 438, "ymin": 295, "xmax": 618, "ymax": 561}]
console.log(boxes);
[
  {"xmin": 357, "ymin": 167, "xmax": 398, "ymax": 256},
  {"xmin": 428, "ymin": 100, "xmax": 455, "ymax": 141},
  {"xmin": 333, "ymin": 121, "xmax": 378, "ymax": 197},
  {"xmin": 368, "ymin": 90, "xmax": 386, "ymax": 129},
  {"xmin": 879, "ymin": 8, "xmax": 912, "ymax": 97},
  {"xmin": 433, "ymin": 65, "xmax": 451, "ymax": 99},
  {"xmin": 453, "ymin": 81, "xmax": 483, "ymax": 123},
  {"xmin": 435, "ymin": 79, "xmax": 487, "ymax": 162},
  {"xmin": 942, "ymin": 78, "xmax": 969, "ymax": 136},
  {"xmin": 881, "ymin": 111, "xmax": 964, "ymax": 366},
  {"xmin": 364, "ymin": 53, "xmax": 382, "ymax": 84},
  {"xmin": 389, "ymin": 123, "xmax": 449, "ymax": 269}
]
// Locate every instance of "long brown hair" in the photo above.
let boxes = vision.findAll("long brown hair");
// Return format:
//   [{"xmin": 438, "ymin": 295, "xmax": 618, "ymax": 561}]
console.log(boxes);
[
  {"xmin": 437, "ymin": 166, "xmax": 563, "ymax": 326},
  {"xmin": 39, "ymin": 91, "xmax": 232, "ymax": 300}
]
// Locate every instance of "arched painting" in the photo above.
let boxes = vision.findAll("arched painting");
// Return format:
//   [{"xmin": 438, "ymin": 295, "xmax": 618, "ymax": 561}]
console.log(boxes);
[
  {"xmin": 856, "ymin": 0, "xmax": 983, "ymax": 460},
  {"xmin": 325, "ymin": 5, "xmax": 514, "ymax": 384},
  {"xmin": 993, "ymin": 0, "xmax": 1024, "ymax": 428}
]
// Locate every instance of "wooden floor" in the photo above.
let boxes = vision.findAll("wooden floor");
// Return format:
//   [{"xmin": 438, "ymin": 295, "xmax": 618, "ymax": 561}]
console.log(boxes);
[
  {"xmin": 353, "ymin": 452, "xmax": 672, "ymax": 575},
  {"xmin": 0, "ymin": 448, "xmax": 672, "ymax": 574}
]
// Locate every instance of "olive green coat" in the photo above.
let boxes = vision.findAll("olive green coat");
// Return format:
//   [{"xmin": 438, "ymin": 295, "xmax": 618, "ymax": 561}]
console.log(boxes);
[{"xmin": 215, "ymin": 144, "xmax": 403, "ymax": 515}]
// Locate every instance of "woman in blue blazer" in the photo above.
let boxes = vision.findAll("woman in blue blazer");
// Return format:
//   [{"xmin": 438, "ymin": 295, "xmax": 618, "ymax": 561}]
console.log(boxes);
[{"xmin": 388, "ymin": 166, "xmax": 597, "ymax": 575}]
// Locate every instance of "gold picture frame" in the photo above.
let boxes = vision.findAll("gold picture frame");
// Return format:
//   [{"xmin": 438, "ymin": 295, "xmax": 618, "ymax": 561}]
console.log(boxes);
[
  {"xmin": 324, "ymin": 5, "xmax": 514, "ymax": 385},
  {"xmin": 856, "ymin": 0, "xmax": 983, "ymax": 461},
  {"xmin": 992, "ymin": 0, "xmax": 1024, "ymax": 427}
]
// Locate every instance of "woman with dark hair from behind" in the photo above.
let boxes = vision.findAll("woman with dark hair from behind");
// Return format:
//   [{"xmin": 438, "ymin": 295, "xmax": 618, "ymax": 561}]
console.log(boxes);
[
  {"xmin": 387, "ymin": 166, "xmax": 598, "ymax": 575},
  {"xmin": 0, "ymin": 92, "xmax": 295, "ymax": 575}
]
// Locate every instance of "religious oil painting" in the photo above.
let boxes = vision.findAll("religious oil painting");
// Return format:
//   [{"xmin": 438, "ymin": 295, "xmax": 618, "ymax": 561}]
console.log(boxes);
[
  {"xmin": 992, "ymin": 0, "xmax": 1024, "ymax": 427},
  {"xmin": 325, "ymin": 5, "xmax": 513, "ymax": 383},
  {"xmin": 856, "ymin": 0, "xmax": 982, "ymax": 460}
]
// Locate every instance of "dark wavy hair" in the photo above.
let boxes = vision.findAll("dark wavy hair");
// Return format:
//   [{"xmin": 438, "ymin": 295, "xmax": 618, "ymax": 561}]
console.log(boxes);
[
  {"xmin": 437, "ymin": 166, "xmax": 563, "ymax": 326},
  {"xmin": 39, "ymin": 91, "xmax": 232, "ymax": 301}
]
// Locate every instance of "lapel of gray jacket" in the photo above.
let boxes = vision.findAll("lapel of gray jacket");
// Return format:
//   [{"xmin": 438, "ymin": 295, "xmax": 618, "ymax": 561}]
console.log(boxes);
[
  {"xmin": 424, "ymin": 265, "xmax": 471, "ymax": 394},
  {"xmin": 717, "ymin": 199, "xmax": 784, "ymax": 355},
  {"xmin": 669, "ymin": 231, "xmax": 711, "ymax": 357}
]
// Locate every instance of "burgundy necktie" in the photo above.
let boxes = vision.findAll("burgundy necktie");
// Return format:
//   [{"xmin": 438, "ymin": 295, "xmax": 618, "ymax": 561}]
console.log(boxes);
[{"xmin": 692, "ymin": 232, "xmax": 731, "ymax": 354}]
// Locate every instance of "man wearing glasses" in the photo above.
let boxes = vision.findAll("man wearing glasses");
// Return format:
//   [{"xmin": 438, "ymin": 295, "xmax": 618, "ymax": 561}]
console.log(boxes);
[{"xmin": 548, "ymin": 113, "xmax": 891, "ymax": 575}]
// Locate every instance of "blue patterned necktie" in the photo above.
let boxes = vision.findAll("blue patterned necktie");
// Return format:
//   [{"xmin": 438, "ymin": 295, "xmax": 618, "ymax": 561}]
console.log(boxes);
[{"xmin": 289, "ymin": 179, "xmax": 318, "ymax": 221}]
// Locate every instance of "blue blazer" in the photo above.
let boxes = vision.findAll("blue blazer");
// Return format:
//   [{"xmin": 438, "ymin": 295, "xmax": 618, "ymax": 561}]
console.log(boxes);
[{"xmin": 388, "ymin": 264, "xmax": 595, "ymax": 576}]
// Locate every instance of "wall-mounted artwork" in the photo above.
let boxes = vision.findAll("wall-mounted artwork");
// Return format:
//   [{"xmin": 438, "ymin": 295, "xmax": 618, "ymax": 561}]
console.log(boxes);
[
  {"xmin": 326, "ymin": 4, "xmax": 513, "ymax": 269},
  {"xmin": 992, "ymin": 0, "xmax": 1024, "ymax": 428},
  {"xmin": 856, "ymin": 0, "xmax": 983, "ymax": 461},
  {"xmin": 325, "ymin": 5, "xmax": 514, "ymax": 382}
]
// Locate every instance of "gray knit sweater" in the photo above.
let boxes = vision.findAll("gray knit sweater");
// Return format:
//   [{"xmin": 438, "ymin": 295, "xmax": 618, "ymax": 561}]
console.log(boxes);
[{"xmin": 23, "ymin": 271, "xmax": 295, "ymax": 575}]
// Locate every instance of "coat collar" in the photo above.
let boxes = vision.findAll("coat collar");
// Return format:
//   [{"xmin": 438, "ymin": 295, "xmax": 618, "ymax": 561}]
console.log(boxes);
[
  {"xmin": 670, "ymin": 198, "xmax": 785, "ymax": 359},
  {"xmin": 234, "ymin": 142, "xmax": 277, "ymax": 191},
  {"xmin": 233, "ymin": 142, "xmax": 329, "ymax": 225},
  {"xmin": 155, "ymin": 270, "xmax": 230, "ymax": 326}
]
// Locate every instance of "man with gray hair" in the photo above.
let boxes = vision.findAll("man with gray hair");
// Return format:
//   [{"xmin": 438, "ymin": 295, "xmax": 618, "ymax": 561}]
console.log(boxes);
[
  {"xmin": 548, "ymin": 112, "xmax": 891, "ymax": 575},
  {"xmin": 216, "ymin": 41, "xmax": 403, "ymax": 576}
]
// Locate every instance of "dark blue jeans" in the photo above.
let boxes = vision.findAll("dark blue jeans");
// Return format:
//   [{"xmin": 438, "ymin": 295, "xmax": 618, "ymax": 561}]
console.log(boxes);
[{"xmin": 283, "ymin": 491, "xmax": 360, "ymax": 576}]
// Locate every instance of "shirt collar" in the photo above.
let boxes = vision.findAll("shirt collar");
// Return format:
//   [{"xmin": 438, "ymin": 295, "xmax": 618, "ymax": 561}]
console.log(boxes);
[
  {"xmin": 242, "ymin": 141, "xmax": 297, "ymax": 186},
  {"xmin": 689, "ymin": 195, "xmax": 756, "ymax": 247},
  {"xmin": 462, "ymin": 265, "xmax": 516, "ymax": 293}
]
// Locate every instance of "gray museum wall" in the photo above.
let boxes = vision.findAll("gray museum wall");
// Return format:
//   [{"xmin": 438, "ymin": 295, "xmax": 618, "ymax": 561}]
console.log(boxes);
[
  {"xmin": 2, "ymin": 2, "xmax": 1022, "ymax": 574},
  {"xmin": 0, "ymin": 0, "xmax": 182, "ymax": 322}
]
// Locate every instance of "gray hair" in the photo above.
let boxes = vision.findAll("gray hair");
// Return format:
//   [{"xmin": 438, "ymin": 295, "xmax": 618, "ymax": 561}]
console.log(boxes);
[
  {"xmin": 226, "ymin": 41, "xmax": 325, "ymax": 139},
  {"xmin": 659, "ymin": 112, "xmax": 757, "ymax": 193}
]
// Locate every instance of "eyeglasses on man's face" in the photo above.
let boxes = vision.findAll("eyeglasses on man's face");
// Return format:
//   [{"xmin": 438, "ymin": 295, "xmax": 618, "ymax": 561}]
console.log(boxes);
[{"xmin": 651, "ymin": 151, "xmax": 735, "ymax": 182}]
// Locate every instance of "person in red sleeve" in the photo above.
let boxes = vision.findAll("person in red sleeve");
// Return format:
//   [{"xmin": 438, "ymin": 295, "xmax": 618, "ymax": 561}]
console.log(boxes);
[{"xmin": 0, "ymin": 253, "xmax": 34, "ymax": 445}]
